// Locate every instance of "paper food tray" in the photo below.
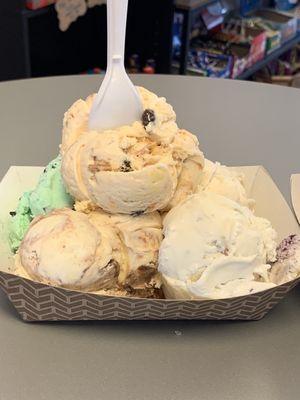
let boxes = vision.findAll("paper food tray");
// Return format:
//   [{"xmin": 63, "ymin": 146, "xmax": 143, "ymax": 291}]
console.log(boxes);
[{"xmin": 0, "ymin": 166, "xmax": 299, "ymax": 321}]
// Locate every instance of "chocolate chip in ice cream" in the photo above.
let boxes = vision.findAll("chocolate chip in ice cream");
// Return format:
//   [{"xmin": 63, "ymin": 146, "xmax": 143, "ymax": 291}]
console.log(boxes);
[
  {"xmin": 97, "ymin": 259, "xmax": 120, "ymax": 289},
  {"xmin": 122, "ymin": 286, "xmax": 164, "ymax": 299},
  {"xmin": 131, "ymin": 210, "xmax": 145, "ymax": 217},
  {"xmin": 222, "ymin": 248, "xmax": 229, "ymax": 256},
  {"xmin": 9, "ymin": 211, "xmax": 16, "ymax": 217},
  {"xmin": 120, "ymin": 159, "xmax": 133, "ymax": 172},
  {"xmin": 124, "ymin": 262, "xmax": 157, "ymax": 287},
  {"xmin": 142, "ymin": 109, "xmax": 155, "ymax": 128},
  {"xmin": 137, "ymin": 262, "xmax": 157, "ymax": 282}
]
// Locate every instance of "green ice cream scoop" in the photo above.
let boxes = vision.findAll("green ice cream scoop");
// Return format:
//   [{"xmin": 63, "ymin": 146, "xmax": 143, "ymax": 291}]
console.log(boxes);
[{"xmin": 9, "ymin": 155, "xmax": 74, "ymax": 253}]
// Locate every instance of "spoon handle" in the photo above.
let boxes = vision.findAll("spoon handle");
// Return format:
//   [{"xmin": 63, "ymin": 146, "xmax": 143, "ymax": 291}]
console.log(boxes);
[{"xmin": 107, "ymin": 0, "xmax": 128, "ymax": 69}]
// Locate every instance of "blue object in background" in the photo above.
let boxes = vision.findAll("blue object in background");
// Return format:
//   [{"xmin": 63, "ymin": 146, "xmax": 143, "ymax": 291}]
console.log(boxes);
[
  {"xmin": 240, "ymin": 0, "xmax": 298, "ymax": 15},
  {"xmin": 240, "ymin": 0, "xmax": 261, "ymax": 16},
  {"xmin": 274, "ymin": 0, "xmax": 297, "ymax": 11}
]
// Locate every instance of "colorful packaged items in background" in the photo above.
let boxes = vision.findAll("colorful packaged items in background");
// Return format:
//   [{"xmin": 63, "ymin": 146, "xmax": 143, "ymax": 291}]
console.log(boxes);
[
  {"xmin": 127, "ymin": 55, "xmax": 156, "ymax": 74},
  {"xmin": 253, "ymin": 9, "xmax": 297, "ymax": 43},
  {"xmin": 248, "ymin": 19, "xmax": 282, "ymax": 53},
  {"xmin": 82, "ymin": 68, "xmax": 103, "ymax": 75},
  {"xmin": 26, "ymin": 0, "xmax": 56, "ymax": 10},
  {"xmin": 282, "ymin": 5, "xmax": 300, "ymax": 31},
  {"xmin": 210, "ymin": 19, "xmax": 267, "ymax": 77},
  {"xmin": 187, "ymin": 49, "xmax": 233, "ymax": 78},
  {"xmin": 187, "ymin": 17, "xmax": 267, "ymax": 79},
  {"xmin": 217, "ymin": 21, "xmax": 267, "ymax": 67},
  {"xmin": 253, "ymin": 43, "xmax": 300, "ymax": 85}
]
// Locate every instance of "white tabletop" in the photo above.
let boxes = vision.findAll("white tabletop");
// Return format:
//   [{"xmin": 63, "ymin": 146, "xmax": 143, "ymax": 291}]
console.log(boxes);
[{"xmin": 0, "ymin": 75, "xmax": 300, "ymax": 400}]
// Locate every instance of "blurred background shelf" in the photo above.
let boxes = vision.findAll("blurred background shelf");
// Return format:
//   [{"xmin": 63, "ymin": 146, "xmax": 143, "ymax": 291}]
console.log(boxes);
[
  {"xmin": 173, "ymin": 0, "xmax": 300, "ymax": 83},
  {"xmin": 21, "ymin": 4, "xmax": 52, "ymax": 18},
  {"xmin": 0, "ymin": 0, "xmax": 173, "ymax": 81},
  {"xmin": 175, "ymin": 0, "xmax": 220, "ymax": 10},
  {"xmin": 237, "ymin": 33, "xmax": 300, "ymax": 79},
  {"xmin": 1, "ymin": 0, "xmax": 300, "ymax": 83}
]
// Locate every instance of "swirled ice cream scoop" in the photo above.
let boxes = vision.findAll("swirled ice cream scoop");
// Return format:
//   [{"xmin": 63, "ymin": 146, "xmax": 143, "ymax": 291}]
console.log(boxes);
[
  {"xmin": 76, "ymin": 203, "xmax": 163, "ymax": 291},
  {"xmin": 61, "ymin": 87, "xmax": 204, "ymax": 214},
  {"xmin": 16, "ymin": 206, "xmax": 163, "ymax": 295},
  {"xmin": 17, "ymin": 209, "xmax": 121, "ymax": 291},
  {"xmin": 159, "ymin": 192, "xmax": 277, "ymax": 300}
]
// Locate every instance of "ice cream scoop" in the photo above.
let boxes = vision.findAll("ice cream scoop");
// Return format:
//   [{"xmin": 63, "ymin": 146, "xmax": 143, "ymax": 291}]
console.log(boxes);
[
  {"xmin": 159, "ymin": 192, "xmax": 277, "ymax": 300},
  {"xmin": 197, "ymin": 159, "xmax": 254, "ymax": 208},
  {"xmin": 61, "ymin": 97, "xmax": 93, "ymax": 156},
  {"xmin": 61, "ymin": 88, "xmax": 204, "ymax": 214},
  {"xmin": 18, "ymin": 209, "xmax": 121, "ymax": 291},
  {"xmin": 166, "ymin": 154, "xmax": 203, "ymax": 211},
  {"xmin": 9, "ymin": 156, "xmax": 74, "ymax": 253},
  {"xmin": 87, "ymin": 208, "xmax": 163, "ymax": 289},
  {"xmin": 270, "ymin": 234, "xmax": 300, "ymax": 285},
  {"xmin": 89, "ymin": 0, "xmax": 142, "ymax": 131},
  {"xmin": 62, "ymin": 87, "xmax": 179, "ymax": 153},
  {"xmin": 17, "ymin": 206, "xmax": 163, "ymax": 295}
]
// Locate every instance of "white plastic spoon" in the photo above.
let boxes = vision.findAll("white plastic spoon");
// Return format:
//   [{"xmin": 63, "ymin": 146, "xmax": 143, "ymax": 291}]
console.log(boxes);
[{"xmin": 89, "ymin": 0, "xmax": 143, "ymax": 131}]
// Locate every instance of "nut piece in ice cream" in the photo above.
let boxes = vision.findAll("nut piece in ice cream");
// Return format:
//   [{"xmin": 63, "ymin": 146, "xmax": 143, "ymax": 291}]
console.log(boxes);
[
  {"xmin": 159, "ymin": 192, "xmax": 277, "ymax": 300},
  {"xmin": 61, "ymin": 87, "xmax": 204, "ymax": 214},
  {"xmin": 270, "ymin": 234, "xmax": 300, "ymax": 285},
  {"xmin": 18, "ymin": 209, "xmax": 121, "ymax": 291}
]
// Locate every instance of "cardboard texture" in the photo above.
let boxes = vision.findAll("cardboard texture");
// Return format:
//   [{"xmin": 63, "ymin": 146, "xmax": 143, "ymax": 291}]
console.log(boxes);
[
  {"xmin": 291, "ymin": 174, "xmax": 300, "ymax": 224},
  {"xmin": 0, "ymin": 166, "xmax": 299, "ymax": 321}
]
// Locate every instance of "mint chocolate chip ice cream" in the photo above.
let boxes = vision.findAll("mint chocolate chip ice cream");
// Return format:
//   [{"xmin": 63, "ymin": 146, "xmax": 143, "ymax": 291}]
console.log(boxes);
[{"xmin": 9, "ymin": 155, "xmax": 74, "ymax": 252}]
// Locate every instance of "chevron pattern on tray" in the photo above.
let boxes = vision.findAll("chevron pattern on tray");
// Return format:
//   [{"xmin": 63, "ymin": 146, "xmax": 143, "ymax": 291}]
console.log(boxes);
[{"xmin": 0, "ymin": 271, "xmax": 298, "ymax": 321}]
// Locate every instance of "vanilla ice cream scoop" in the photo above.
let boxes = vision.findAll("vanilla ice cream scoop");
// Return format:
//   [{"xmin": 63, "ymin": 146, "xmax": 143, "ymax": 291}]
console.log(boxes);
[
  {"xmin": 198, "ymin": 159, "xmax": 254, "ymax": 208},
  {"xmin": 18, "ymin": 209, "xmax": 121, "ymax": 291},
  {"xmin": 61, "ymin": 87, "xmax": 204, "ymax": 214},
  {"xmin": 159, "ymin": 192, "xmax": 277, "ymax": 300},
  {"xmin": 61, "ymin": 87, "xmax": 178, "ymax": 153}
]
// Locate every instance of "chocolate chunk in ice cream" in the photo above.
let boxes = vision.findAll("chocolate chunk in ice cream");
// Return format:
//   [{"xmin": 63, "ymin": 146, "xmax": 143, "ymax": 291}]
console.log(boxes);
[
  {"xmin": 131, "ymin": 210, "xmax": 145, "ymax": 217},
  {"xmin": 97, "ymin": 259, "xmax": 120, "ymax": 289},
  {"xmin": 120, "ymin": 160, "xmax": 133, "ymax": 172},
  {"xmin": 142, "ymin": 109, "xmax": 155, "ymax": 128}
]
